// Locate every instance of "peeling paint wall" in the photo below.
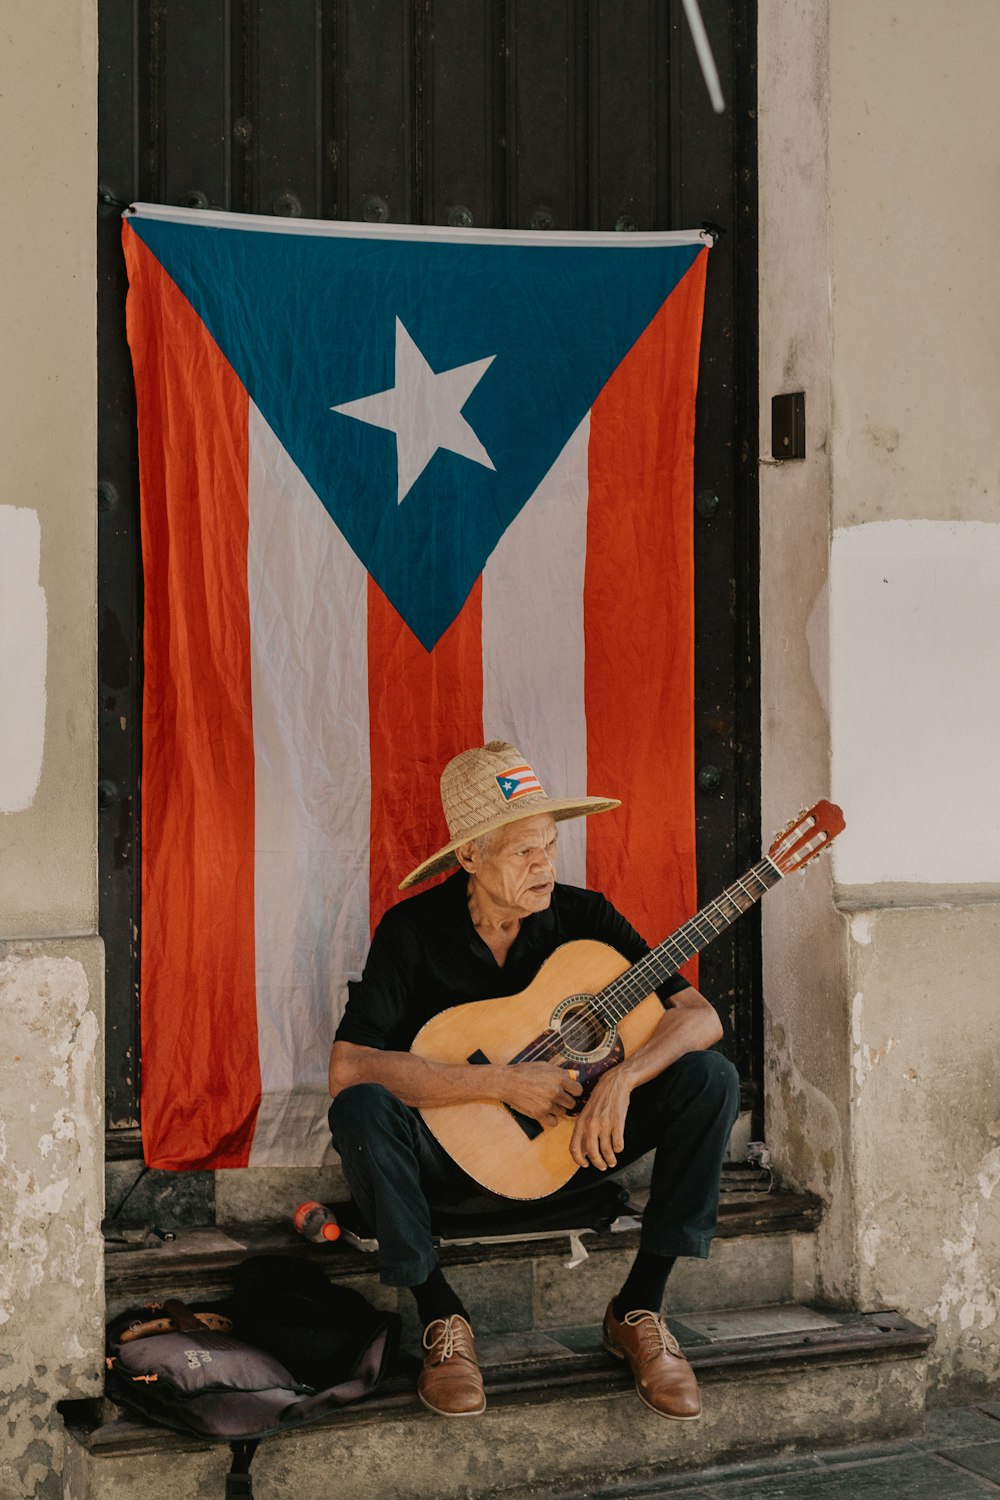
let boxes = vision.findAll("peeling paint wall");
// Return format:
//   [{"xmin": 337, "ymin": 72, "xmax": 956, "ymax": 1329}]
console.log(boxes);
[
  {"xmin": 760, "ymin": 0, "xmax": 1000, "ymax": 1399},
  {"xmin": 828, "ymin": 0, "xmax": 1000, "ymax": 1399},
  {"xmin": 757, "ymin": 0, "xmax": 856, "ymax": 1305},
  {"xmin": 848, "ymin": 907, "xmax": 1000, "ymax": 1395},
  {"xmin": 0, "ymin": 945, "xmax": 105, "ymax": 1498}
]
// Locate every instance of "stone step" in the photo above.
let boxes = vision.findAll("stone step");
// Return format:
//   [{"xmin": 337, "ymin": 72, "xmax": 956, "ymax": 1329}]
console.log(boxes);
[
  {"xmin": 61, "ymin": 1305, "xmax": 930, "ymax": 1500},
  {"xmin": 104, "ymin": 1183, "xmax": 822, "ymax": 1340}
]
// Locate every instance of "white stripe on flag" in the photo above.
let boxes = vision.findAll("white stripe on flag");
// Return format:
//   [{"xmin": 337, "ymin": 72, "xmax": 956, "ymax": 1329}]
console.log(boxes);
[
  {"xmin": 482, "ymin": 415, "xmax": 590, "ymax": 887},
  {"xmin": 247, "ymin": 404, "xmax": 370, "ymax": 1164}
]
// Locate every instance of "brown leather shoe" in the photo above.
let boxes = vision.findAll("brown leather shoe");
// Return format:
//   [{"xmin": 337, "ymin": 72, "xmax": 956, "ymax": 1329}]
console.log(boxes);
[
  {"xmin": 417, "ymin": 1315, "xmax": 486, "ymax": 1417},
  {"xmin": 603, "ymin": 1301, "xmax": 702, "ymax": 1419}
]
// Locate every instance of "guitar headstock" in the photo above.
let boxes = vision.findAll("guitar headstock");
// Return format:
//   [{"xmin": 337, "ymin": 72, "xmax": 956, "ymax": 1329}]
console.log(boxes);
[{"xmin": 768, "ymin": 801, "xmax": 846, "ymax": 875}]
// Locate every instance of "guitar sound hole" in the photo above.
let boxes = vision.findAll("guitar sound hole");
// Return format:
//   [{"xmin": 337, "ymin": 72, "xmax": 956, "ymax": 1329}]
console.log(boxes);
[{"xmin": 557, "ymin": 1003, "xmax": 609, "ymax": 1056}]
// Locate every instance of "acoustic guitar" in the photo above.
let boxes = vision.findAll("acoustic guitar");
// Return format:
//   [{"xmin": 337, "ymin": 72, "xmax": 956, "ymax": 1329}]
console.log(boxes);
[{"xmin": 412, "ymin": 801, "xmax": 845, "ymax": 1199}]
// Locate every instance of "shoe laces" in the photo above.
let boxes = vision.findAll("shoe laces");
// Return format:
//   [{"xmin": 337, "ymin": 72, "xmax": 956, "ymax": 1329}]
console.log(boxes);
[
  {"xmin": 423, "ymin": 1314, "xmax": 468, "ymax": 1364},
  {"xmin": 622, "ymin": 1308, "xmax": 682, "ymax": 1359}
]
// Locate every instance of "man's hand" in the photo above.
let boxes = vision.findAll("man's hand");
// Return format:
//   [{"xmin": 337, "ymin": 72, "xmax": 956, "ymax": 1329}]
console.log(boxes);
[
  {"xmin": 569, "ymin": 1067, "xmax": 632, "ymax": 1170},
  {"xmin": 499, "ymin": 1063, "xmax": 583, "ymax": 1127}
]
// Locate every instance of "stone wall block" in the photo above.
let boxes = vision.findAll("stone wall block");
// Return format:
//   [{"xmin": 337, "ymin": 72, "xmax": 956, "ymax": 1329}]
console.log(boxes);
[{"xmin": 0, "ymin": 945, "xmax": 104, "ymax": 1499}]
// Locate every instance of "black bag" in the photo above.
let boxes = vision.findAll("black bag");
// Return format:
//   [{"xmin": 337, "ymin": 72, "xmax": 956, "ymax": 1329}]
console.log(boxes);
[
  {"xmin": 231, "ymin": 1254, "xmax": 399, "ymax": 1392},
  {"xmin": 106, "ymin": 1256, "xmax": 400, "ymax": 1498}
]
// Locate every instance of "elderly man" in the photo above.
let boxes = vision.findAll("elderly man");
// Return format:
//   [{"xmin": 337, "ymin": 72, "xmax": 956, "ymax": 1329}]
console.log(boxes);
[{"xmin": 328, "ymin": 741, "xmax": 739, "ymax": 1419}]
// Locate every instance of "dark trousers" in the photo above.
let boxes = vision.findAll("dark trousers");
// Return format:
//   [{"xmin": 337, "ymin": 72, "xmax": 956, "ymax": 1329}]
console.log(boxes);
[{"xmin": 328, "ymin": 1050, "xmax": 740, "ymax": 1287}]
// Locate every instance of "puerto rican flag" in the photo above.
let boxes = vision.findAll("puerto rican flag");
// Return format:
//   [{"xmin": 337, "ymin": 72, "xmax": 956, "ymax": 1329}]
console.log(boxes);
[
  {"xmin": 123, "ymin": 206, "xmax": 709, "ymax": 1170},
  {"xmin": 496, "ymin": 765, "xmax": 543, "ymax": 801}
]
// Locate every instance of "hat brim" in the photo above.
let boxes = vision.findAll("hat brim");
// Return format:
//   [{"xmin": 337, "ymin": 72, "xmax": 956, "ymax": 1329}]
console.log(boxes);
[{"xmin": 398, "ymin": 796, "xmax": 621, "ymax": 890}]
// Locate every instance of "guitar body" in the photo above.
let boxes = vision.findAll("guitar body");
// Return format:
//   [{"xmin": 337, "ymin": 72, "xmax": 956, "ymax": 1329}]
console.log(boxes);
[
  {"xmin": 412, "ymin": 940, "xmax": 667, "ymax": 1200},
  {"xmin": 411, "ymin": 801, "xmax": 846, "ymax": 1202}
]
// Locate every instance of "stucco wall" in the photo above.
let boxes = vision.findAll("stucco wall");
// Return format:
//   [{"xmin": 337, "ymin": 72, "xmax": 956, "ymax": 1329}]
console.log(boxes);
[
  {"xmin": 760, "ymin": 0, "xmax": 1000, "ymax": 1397},
  {"xmin": 828, "ymin": 0, "xmax": 1000, "ymax": 1398},
  {"xmin": 0, "ymin": 944, "xmax": 105, "ymax": 1498},
  {"xmin": 846, "ymin": 906, "xmax": 1000, "ymax": 1396},
  {"xmin": 0, "ymin": 1, "xmax": 99, "ymax": 938},
  {"xmin": 0, "ymin": 0, "xmax": 103, "ymax": 1494},
  {"xmin": 757, "ymin": 0, "xmax": 856, "ymax": 1302}
]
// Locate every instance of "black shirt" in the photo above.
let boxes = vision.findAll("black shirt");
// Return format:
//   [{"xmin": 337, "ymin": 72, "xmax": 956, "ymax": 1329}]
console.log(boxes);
[{"xmin": 335, "ymin": 870, "xmax": 689, "ymax": 1053}]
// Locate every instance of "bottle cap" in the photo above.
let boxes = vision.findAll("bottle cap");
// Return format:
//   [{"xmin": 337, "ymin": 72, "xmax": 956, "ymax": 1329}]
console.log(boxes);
[{"xmin": 293, "ymin": 1200, "xmax": 323, "ymax": 1231}]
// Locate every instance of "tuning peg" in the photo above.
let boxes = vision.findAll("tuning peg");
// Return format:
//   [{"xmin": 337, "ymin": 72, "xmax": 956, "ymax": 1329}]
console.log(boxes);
[
  {"xmin": 803, "ymin": 847, "xmax": 831, "ymax": 871},
  {"xmin": 774, "ymin": 808, "xmax": 812, "ymax": 842}
]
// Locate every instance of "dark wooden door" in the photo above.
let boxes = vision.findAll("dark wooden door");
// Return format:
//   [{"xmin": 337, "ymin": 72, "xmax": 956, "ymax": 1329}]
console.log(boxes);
[{"xmin": 98, "ymin": 0, "xmax": 759, "ymax": 1138}]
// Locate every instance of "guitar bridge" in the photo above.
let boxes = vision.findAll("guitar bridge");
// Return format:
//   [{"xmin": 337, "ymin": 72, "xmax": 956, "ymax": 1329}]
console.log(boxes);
[
  {"xmin": 503, "ymin": 1104, "xmax": 543, "ymax": 1140},
  {"xmin": 468, "ymin": 1047, "xmax": 543, "ymax": 1140}
]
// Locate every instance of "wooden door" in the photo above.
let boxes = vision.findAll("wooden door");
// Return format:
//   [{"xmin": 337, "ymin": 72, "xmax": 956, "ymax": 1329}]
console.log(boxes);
[{"xmin": 97, "ymin": 0, "xmax": 760, "ymax": 1141}]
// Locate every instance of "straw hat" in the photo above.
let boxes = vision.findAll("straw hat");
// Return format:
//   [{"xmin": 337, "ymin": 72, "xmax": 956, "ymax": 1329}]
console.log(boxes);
[{"xmin": 399, "ymin": 740, "xmax": 620, "ymax": 890}]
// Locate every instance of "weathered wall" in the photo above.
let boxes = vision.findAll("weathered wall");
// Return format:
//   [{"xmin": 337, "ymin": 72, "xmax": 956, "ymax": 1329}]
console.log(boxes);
[
  {"xmin": 827, "ymin": 0, "xmax": 1000, "ymax": 1398},
  {"xmin": 846, "ymin": 907, "xmax": 1000, "ymax": 1397},
  {"xmin": 760, "ymin": 0, "xmax": 1000, "ymax": 1397},
  {"xmin": 0, "ymin": 1, "xmax": 99, "ymax": 939},
  {"xmin": 0, "ymin": 945, "xmax": 104, "ymax": 1498},
  {"xmin": 0, "ymin": 0, "xmax": 103, "ymax": 1494},
  {"xmin": 757, "ymin": 0, "xmax": 856, "ymax": 1303}
]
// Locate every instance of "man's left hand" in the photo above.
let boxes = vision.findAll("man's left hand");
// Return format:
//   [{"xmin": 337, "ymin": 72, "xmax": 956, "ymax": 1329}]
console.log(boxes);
[{"xmin": 569, "ymin": 1068, "xmax": 632, "ymax": 1171}]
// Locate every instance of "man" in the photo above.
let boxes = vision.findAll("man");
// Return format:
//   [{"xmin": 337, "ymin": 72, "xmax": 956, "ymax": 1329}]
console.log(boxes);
[{"xmin": 328, "ymin": 741, "xmax": 739, "ymax": 1420}]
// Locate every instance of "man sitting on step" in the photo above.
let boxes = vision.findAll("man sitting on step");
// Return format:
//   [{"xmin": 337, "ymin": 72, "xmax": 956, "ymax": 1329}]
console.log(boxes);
[{"xmin": 328, "ymin": 741, "xmax": 739, "ymax": 1420}]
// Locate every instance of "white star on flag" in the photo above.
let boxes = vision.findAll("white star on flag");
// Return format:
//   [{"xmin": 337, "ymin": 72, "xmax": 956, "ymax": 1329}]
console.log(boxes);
[{"xmin": 332, "ymin": 317, "xmax": 497, "ymax": 504}]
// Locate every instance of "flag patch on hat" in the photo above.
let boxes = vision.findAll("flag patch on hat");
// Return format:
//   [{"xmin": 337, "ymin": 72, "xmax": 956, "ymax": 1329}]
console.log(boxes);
[{"xmin": 496, "ymin": 765, "xmax": 543, "ymax": 801}]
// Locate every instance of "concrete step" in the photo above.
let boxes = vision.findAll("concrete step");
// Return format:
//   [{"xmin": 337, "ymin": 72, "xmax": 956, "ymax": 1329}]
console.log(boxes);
[
  {"xmin": 61, "ymin": 1305, "xmax": 931, "ymax": 1500},
  {"xmin": 104, "ymin": 1178, "xmax": 822, "ymax": 1342}
]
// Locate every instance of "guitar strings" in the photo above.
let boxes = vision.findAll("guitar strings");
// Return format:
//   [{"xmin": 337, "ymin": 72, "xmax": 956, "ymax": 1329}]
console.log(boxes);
[
  {"xmin": 511, "ymin": 892, "xmax": 744, "ymax": 1066},
  {"xmin": 510, "ymin": 861, "xmax": 780, "ymax": 1067},
  {"xmin": 512, "ymin": 897, "xmax": 738, "ymax": 1064}
]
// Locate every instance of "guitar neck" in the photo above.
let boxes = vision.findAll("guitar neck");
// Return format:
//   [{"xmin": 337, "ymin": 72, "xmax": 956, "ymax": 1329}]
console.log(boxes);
[{"xmin": 596, "ymin": 856, "xmax": 784, "ymax": 1022}]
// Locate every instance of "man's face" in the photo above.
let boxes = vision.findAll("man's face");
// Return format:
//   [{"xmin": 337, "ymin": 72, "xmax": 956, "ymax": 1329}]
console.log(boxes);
[{"xmin": 465, "ymin": 813, "xmax": 558, "ymax": 919}]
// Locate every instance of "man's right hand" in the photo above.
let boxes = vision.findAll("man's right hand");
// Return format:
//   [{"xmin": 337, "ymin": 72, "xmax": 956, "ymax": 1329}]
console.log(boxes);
[{"xmin": 498, "ymin": 1063, "xmax": 583, "ymax": 1127}]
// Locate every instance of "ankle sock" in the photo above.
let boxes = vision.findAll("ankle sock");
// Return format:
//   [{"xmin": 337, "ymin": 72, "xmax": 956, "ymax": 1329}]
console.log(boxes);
[
  {"xmin": 411, "ymin": 1264, "xmax": 469, "ymax": 1328},
  {"xmin": 613, "ymin": 1250, "xmax": 676, "ymax": 1319}
]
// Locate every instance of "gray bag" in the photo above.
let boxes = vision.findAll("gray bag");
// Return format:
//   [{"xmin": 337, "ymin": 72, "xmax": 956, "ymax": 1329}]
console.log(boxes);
[{"xmin": 107, "ymin": 1284, "xmax": 399, "ymax": 1497}]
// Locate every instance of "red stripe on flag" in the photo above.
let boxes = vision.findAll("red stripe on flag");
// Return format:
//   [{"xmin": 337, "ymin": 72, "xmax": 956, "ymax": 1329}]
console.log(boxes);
[
  {"xmin": 124, "ymin": 224, "xmax": 261, "ymax": 1168},
  {"xmin": 367, "ymin": 578, "xmax": 484, "ymax": 929},
  {"xmin": 585, "ymin": 251, "xmax": 708, "ymax": 984}
]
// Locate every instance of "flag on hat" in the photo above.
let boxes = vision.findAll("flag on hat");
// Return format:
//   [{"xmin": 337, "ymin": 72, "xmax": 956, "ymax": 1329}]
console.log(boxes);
[{"xmin": 497, "ymin": 765, "xmax": 542, "ymax": 802}]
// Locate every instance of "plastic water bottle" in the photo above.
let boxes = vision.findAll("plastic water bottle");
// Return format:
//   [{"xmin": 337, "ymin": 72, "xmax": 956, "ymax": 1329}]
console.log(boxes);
[{"xmin": 293, "ymin": 1200, "xmax": 341, "ymax": 1243}]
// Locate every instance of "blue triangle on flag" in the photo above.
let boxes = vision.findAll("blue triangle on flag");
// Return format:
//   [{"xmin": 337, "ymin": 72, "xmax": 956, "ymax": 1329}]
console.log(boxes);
[{"xmin": 128, "ymin": 217, "xmax": 701, "ymax": 650}]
